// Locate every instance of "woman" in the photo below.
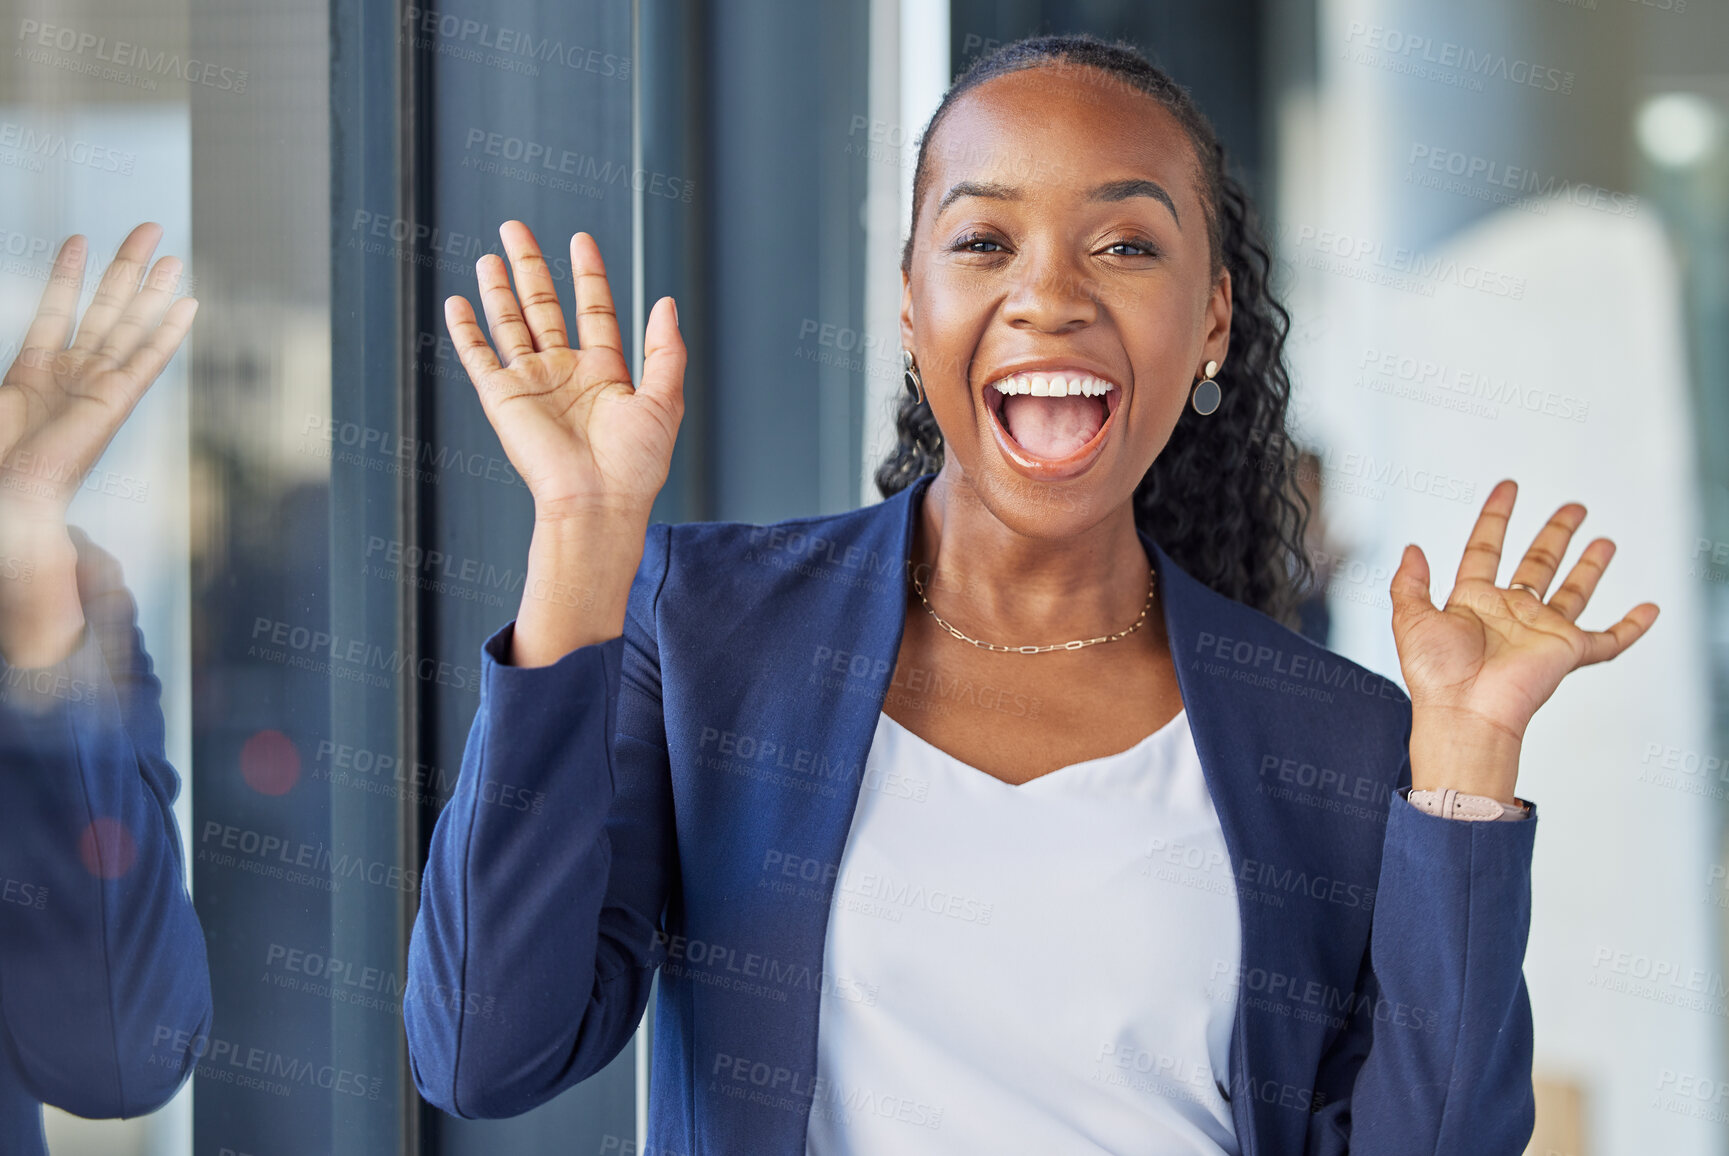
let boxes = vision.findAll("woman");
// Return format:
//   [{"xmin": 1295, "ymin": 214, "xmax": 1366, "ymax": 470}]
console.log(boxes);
[{"xmin": 404, "ymin": 36, "xmax": 1656, "ymax": 1155}]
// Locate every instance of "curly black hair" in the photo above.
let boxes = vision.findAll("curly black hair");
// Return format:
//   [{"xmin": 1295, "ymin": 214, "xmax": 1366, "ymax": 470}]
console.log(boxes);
[{"xmin": 874, "ymin": 33, "xmax": 1313, "ymax": 626}]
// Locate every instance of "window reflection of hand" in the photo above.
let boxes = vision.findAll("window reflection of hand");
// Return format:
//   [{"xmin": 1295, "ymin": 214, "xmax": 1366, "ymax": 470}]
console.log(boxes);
[{"xmin": 0, "ymin": 222, "xmax": 197, "ymax": 668}]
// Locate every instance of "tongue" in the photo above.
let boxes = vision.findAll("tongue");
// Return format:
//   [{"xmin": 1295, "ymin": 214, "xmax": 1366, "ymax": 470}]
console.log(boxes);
[{"xmin": 1001, "ymin": 394, "xmax": 1106, "ymax": 459}]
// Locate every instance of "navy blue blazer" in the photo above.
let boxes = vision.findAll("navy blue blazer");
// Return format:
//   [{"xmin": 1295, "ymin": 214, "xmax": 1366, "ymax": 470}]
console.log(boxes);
[
  {"xmin": 406, "ymin": 472, "xmax": 1538, "ymax": 1155},
  {"xmin": 0, "ymin": 532, "xmax": 211, "ymax": 1155}
]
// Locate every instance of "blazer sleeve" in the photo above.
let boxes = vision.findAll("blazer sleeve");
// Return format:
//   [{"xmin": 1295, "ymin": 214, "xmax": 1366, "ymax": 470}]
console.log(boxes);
[
  {"xmin": 1305, "ymin": 759, "xmax": 1538, "ymax": 1154},
  {"xmin": 405, "ymin": 522, "xmax": 677, "ymax": 1119},
  {"xmin": 0, "ymin": 531, "xmax": 213, "ymax": 1118}
]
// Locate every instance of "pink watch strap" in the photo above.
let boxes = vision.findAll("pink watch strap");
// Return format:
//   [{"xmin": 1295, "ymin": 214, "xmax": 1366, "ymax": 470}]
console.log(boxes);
[{"xmin": 1407, "ymin": 787, "xmax": 1530, "ymax": 821}]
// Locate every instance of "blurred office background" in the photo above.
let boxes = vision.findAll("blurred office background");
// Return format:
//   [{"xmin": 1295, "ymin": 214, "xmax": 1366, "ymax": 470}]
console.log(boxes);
[{"xmin": 1, "ymin": 0, "xmax": 1724, "ymax": 1153}]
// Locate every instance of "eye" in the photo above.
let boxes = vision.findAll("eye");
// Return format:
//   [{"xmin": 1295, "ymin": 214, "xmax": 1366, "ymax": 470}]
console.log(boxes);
[
  {"xmin": 952, "ymin": 232, "xmax": 1006, "ymax": 254},
  {"xmin": 1102, "ymin": 237, "xmax": 1158, "ymax": 258}
]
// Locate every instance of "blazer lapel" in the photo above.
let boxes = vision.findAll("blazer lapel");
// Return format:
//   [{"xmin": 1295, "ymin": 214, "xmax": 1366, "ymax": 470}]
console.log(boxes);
[
  {"xmin": 736, "ymin": 476, "xmax": 924, "ymax": 1154},
  {"xmin": 1145, "ymin": 529, "xmax": 1290, "ymax": 1156}
]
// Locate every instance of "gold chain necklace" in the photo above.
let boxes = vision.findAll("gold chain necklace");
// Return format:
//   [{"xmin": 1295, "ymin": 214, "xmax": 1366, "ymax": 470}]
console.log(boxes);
[{"xmin": 909, "ymin": 565, "xmax": 1157, "ymax": 654}]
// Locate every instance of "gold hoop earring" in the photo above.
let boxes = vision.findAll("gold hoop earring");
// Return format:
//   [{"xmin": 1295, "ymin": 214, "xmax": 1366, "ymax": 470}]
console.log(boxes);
[
  {"xmin": 1190, "ymin": 359, "xmax": 1222, "ymax": 416},
  {"xmin": 903, "ymin": 349, "xmax": 925, "ymax": 407}
]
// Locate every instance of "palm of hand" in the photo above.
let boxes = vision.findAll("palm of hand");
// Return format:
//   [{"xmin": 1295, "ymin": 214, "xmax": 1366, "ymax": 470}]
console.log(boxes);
[
  {"xmin": 448, "ymin": 222, "xmax": 685, "ymax": 519},
  {"xmin": 1398, "ymin": 578, "xmax": 1598, "ymax": 742},
  {"xmin": 0, "ymin": 224, "xmax": 195, "ymax": 527},
  {"xmin": 1390, "ymin": 480, "xmax": 1658, "ymax": 752},
  {"xmin": 482, "ymin": 345, "xmax": 677, "ymax": 510}
]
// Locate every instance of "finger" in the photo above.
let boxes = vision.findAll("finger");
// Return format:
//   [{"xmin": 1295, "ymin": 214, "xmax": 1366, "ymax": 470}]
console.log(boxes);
[
  {"xmin": 13, "ymin": 235, "xmax": 88, "ymax": 374},
  {"xmin": 41, "ymin": 296, "xmax": 197, "ymax": 492},
  {"xmin": 96, "ymin": 256, "xmax": 184, "ymax": 369},
  {"xmin": 1577, "ymin": 603, "xmax": 1660, "ymax": 667},
  {"xmin": 1453, "ymin": 478, "xmax": 1516, "ymax": 587},
  {"xmin": 0, "ymin": 387, "xmax": 28, "ymax": 461},
  {"xmin": 1388, "ymin": 543, "xmax": 1436, "ymax": 635},
  {"xmin": 570, "ymin": 232, "xmax": 624, "ymax": 356},
  {"xmin": 499, "ymin": 220, "xmax": 568, "ymax": 350},
  {"xmin": 1507, "ymin": 501, "xmax": 1587, "ymax": 598},
  {"xmin": 71, "ymin": 222, "xmax": 163, "ymax": 353},
  {"xmin": 476, "ymin": 253, "xmax": 535, "ymax": 365},
  {"xmin": 443, "ymin": 295, "xmax": 503, "ymax": 388},
  {"xmin": 1546, "ymin": 538, "xmax": 1614, "ymax": 622},
  {"xmin": 114, "ymin": 296, "xmax": 199, "ymax": 409},
  {"xmin": 637, "ymin": 296, "xmax": 686, "ymax": 415}
]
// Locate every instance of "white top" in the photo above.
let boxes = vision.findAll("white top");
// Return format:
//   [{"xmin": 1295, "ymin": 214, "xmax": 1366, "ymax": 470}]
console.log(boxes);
[{"xmin": 805, "ymin": 707, "xmax": 1242, "ymax": 1156}]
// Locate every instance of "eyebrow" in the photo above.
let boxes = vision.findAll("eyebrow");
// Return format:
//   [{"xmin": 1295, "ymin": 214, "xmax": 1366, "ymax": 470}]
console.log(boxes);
[{"xmin": 935, "ymin": 177, "xmax": 1180, "ymax": 226}]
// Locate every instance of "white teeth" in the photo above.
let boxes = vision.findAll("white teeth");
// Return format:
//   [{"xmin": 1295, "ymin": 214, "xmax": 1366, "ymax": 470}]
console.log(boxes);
[{"xmin": 989, "ymin": 372, "xmax": 1114, "ymax": 398}]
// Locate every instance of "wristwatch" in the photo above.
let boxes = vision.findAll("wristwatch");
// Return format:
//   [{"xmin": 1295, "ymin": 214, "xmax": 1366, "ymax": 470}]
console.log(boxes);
[{"xmin": 1406, "ymin": 787, "xmax": 1530, "ymax": 822}]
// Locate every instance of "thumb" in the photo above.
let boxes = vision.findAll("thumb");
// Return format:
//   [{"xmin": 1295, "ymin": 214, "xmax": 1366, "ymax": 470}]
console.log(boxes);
[
  {"xmin": 1389, "ymin": 543, "xmax": 1435, "ymax": 633},
  {"xmin": 638, "ymin": 296, "xmax": 686, "ymax": 417}
]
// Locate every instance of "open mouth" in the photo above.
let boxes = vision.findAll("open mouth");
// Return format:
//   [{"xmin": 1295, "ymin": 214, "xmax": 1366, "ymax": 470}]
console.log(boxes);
[{"xmin": 984, "ymin": 369, "xmax": 1121, "ymax": 471}]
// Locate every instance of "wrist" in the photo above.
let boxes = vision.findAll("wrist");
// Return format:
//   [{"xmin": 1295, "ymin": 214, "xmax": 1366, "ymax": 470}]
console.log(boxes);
[
  {"xmin": 526, "ymin": 512, "xmax": 648, "ymax": 590},
  {"xmin": 0, "ymin": 526, "xmax": 85, "ymax": 669},
  {"xmin": 0, "ymin": 599, "xmax": 87, "ymax": 672},
  {"xmin": 511, "ymin": 516, "xmax": 650, "ymax": 668},
  {"xmin": 532, "ymin": 496, "xmax": 655, "ymax": 532},
  {"xmin": 1409, "ymin": 708, "xmax": 1523, "ymax": 806}
]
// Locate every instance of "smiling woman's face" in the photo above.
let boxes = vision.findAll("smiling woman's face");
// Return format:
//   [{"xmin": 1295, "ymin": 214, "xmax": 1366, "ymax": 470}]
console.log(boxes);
[{"xmin": 902, "ymin": 63, "xmax": 1231, "ymax": 538}]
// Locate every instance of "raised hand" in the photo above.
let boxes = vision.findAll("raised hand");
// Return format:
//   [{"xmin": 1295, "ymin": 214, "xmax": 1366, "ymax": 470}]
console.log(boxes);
[
  {"xmin": 1389, "ymin": 479, "xmax": 1659, "ymax": 804},
  {"xmin": 445, "ymin": 222, "xmax": 685, "ymax": 666},
  {"xmin": 446, "ymin": 221, "xmax": 685, "ymax": 522},
  {"xmin": 0, "ymin": 223, "xmax": 196, "ymax": 668}
]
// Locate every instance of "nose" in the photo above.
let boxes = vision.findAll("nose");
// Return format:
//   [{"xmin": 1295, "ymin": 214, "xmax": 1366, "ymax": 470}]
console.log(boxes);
[{"xmin": 1001, "ymin": 246, "xmax": 1099, "ymax": 333}]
